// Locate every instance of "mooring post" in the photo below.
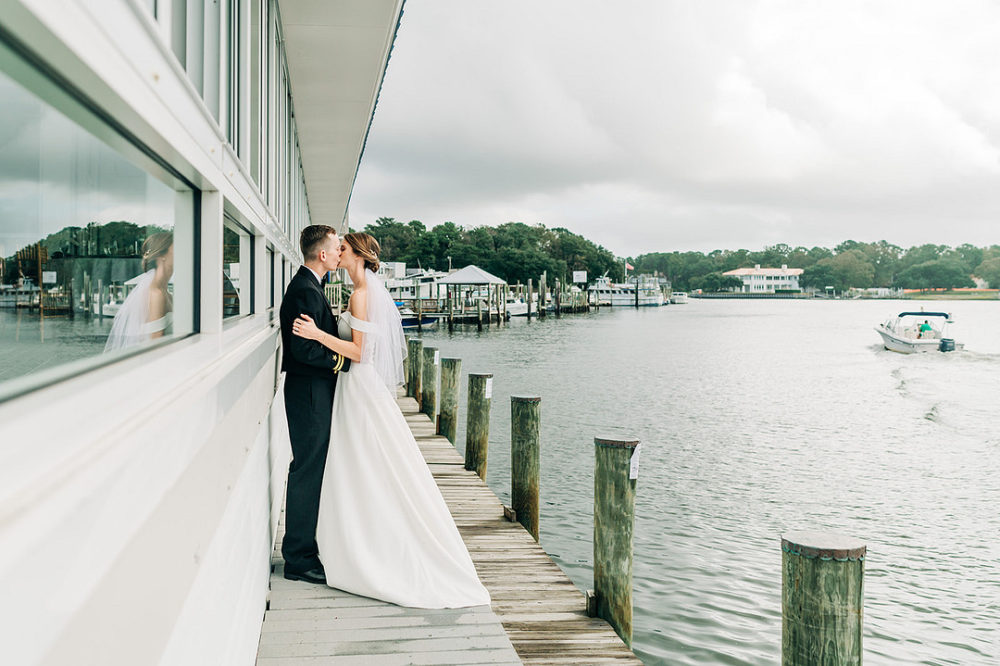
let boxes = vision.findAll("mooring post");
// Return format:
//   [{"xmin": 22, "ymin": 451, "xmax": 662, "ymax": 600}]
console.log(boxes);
[
  {"xmin": 406, "ymin": 338, "xmax": 423, "ymax": 407},
  {"xmin": 448, "ymin": 285, "xmax": 454, "ymax": 330},
  {"xmin": 438, "ymin": 357, "xmax": 462, "ymax": 444},
  {"xmin": 593, "ymin": 436, "xmax": 639, "ymax": 647},
  {"xmin": 421, "ymin": 346, "xmax": 439, "ymax": 424},
  {"xmin": 781, "ymin": 531, "xmax": 866, "ymax": 666},
  {"xmin": 539, "ymin": 273, "xmax": 547, "ymax": 318},
  {"xmin": 476, "ymin": 293, "xmax": 483, "ymax": 330},
  {"xmin": 464, "ymin": 373, "xmax": 493, "ymax": 480},
  {"xmin": 511, "ymin": 396, "xmax": 541, "ymax": 541},
  {"xmin": 403, "ymin": 335, "xmax": 410, "ymax": 383},
  {"xmin": 527, "ymin": 279, "xmax": 533, "ymax": 321}
]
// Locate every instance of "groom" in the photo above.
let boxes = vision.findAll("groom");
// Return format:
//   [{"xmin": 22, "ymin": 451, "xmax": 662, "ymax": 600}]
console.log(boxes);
[{"xmin": 279, "ymin": 225, "xmax": 351, "ymax": 584}]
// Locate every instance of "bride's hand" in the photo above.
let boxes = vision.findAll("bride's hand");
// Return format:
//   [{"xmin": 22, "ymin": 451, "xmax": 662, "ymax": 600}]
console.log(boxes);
[{"xmin": 292, "ymin": 314, "xmax": 322, "ymax": 341}]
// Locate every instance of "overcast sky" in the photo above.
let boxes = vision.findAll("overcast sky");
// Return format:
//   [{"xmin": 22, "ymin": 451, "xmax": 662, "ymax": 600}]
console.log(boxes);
[{"xmin": 349, "ymin": 0, "xmax": 1000, "ymax": 257}]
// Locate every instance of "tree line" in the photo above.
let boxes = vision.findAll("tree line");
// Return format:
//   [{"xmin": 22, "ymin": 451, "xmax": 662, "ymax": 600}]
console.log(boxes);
[
  {"xmin": 630, "ymin": 241, "xmax": 1000, "ymax": 292},
  {"xmin": 363, "ymin": 218, "xmax": 620, "ymax": 285},
  {"xmin": 366, "ymin": 219, "xmax": 1000, "ymax": 292}
]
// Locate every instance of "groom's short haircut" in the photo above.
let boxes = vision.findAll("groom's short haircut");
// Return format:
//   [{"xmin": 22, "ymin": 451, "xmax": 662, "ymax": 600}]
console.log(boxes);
[{"xmin": 300, "ymin": 225, "xmax": 337, "ymax": 260}]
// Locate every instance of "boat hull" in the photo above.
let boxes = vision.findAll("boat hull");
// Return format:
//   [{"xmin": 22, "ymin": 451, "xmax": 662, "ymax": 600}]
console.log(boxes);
[{"xmin": 875, "ymin": 327, "xmax": 963, "ymax": 353}]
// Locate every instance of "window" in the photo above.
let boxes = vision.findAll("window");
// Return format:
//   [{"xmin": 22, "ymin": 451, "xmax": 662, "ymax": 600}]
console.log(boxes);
[
  {"xmin": 267, "ymin": 246, "xmax": 275, "ymax": 309},
  {"xmin": 0, "ymin": 38, "xmax": 195, "ymax": 400},
  {"xmin": 222, "ymin": 218, "xmax": 252, "ymax": 318}
]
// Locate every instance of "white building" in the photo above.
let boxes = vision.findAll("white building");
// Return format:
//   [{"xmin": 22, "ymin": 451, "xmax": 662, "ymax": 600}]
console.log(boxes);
[
  {"xmin": 723, "ymin": 264, "xmax": 804, "ymax": 293},
  {"xmin": 0, "ymin": 2, "xmax": 403, "ymax": 664}
]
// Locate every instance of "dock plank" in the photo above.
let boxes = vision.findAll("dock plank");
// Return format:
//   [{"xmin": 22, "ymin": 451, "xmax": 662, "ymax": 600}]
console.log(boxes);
[{"xmin": 255, "ymin": 389, "xmax": 641, "ymax": 665}]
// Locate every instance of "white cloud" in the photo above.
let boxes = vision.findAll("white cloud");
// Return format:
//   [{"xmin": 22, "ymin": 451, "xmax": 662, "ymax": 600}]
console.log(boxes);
[{"xmin": 350, "ymin": 0, "xmax": 1000, "ymax": 255}]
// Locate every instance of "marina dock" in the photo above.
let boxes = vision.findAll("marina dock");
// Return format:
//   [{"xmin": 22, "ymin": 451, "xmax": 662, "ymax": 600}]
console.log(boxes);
[{"xmin": 256, "ymin": 391, "xmax": 642, "ymax": 665}]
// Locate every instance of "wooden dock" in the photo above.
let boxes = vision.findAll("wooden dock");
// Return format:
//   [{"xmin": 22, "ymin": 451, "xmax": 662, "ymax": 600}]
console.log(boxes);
[{"xmin": 256, "ymin": 391, "xmax": 642, "ymax": 665}]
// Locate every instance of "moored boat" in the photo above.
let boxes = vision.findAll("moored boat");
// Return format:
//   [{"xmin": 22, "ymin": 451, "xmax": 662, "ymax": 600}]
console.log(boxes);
[{"xmin": 670, "ymin": 291, "xmax": 689, "ymax": 304}]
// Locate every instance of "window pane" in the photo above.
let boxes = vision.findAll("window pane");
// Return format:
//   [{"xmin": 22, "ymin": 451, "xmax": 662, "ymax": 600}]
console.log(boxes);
[
  {"xmin": 0, "ymin": 57, "xmax": 194, "ymax": 397},
  {"xmin": 222, "ymin": 221, "xmax": 251, "ymax": 318}
]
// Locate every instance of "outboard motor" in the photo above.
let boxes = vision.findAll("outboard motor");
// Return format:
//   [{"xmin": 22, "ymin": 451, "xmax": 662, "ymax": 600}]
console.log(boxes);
[{"xmin": 939, "ymin": 338, "xmax": 956, "ymax": 352}]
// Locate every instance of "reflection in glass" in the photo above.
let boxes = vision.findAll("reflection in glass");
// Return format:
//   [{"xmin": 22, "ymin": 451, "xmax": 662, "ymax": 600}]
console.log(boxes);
[
  {"xmin": 104, "ymin": 233, "xmax": 174, "ymax": 350},
  {"xmin": 223, "ymin": 222, "xmax": 251, "ymax": 318},
  {"xmin": 0, "ymin": 56, "xmax": 192, "ymax": 393}
]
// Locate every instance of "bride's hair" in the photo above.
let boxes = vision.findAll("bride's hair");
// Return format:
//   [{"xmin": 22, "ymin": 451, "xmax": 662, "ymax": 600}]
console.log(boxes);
[
  {"xmin": 142, "ymin": 232, "xmax": 173, "ymax": 271},
  {"xmin": 344, "ymin": 232, "xmax": 381, "ymax": 272}
]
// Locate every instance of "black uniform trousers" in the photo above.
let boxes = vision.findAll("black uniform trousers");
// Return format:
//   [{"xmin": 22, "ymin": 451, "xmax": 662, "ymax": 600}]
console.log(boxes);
[{"xmin": 281, "ymin": 373, "xmax": 335, "ymax": 574}]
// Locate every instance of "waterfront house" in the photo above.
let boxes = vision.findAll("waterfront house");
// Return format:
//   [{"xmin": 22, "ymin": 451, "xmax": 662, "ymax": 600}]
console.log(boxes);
[
  {"xmin": 723, "ymin": 264, "xmax": 804, "ymax": 293},
  {"xmin": 0, "ymin": 2, "xmax": 404, "ymax": 664}
]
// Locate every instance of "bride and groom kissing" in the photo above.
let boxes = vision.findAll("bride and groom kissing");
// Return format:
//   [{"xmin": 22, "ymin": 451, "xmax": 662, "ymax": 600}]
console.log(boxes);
[{"xmin": 278, "ymin": 225, "xmax": 490, "ymax": 608}]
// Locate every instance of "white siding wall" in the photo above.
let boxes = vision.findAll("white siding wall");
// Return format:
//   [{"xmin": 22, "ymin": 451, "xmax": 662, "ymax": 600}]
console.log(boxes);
[{"xmin": 0, "ymin": 0, "xmax": 316, "ymax": 663}]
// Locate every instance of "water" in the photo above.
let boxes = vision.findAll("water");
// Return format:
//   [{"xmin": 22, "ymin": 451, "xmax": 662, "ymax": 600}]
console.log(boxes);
[
  {"xmin": 419, "ymin": 300, "xmax": 1000, "ymax": 665},
  {"xmin": 0, "ymin": 309, "xmax": 111, "ymax": 382}
]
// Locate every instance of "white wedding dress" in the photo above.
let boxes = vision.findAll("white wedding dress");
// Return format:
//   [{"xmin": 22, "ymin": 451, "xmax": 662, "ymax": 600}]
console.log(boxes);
[{"xmin": 315, "ymin": 274, "xmax": 490, "ymax": 609}]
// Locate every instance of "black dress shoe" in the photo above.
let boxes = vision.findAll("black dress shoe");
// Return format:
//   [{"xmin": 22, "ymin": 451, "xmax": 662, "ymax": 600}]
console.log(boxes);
[{"xmin": 283, "ymin": 566, "xmax": 326, "ymax": 585}]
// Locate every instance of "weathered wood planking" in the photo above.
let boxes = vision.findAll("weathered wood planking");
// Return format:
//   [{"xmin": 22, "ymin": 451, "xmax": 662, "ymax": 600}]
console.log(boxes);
[
  {"xmin": 397, "ymin": 391, "xmax": 643, "ymax": 665},
  {"xmin": 256, "ymin": 389, "xmax": 642, "ymax": 665}
]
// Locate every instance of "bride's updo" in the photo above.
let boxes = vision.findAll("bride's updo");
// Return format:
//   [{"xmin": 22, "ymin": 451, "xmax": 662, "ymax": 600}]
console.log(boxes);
[
  {"xmin": 142, "ymin": 232, "xmax": 173, "ymax": 271},
  {"xmin": 344, "ymin": 232, "xmax": 381, "ymax": 273}
]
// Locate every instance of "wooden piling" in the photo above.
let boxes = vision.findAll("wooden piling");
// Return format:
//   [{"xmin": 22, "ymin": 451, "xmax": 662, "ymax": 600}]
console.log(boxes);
[
  {"xmin": 402, "ymin": 336, "xmax": 410, "ymax": 381},
  {"xmin": 539, "ymin": 274, "xmax": 546, "ymax": 318},
  {"xmin": 420, "ymin": 346, "xmax": 439, "ymax": 424},
  {"xmin": 97, "ymin": 279, "xmax": 104, "ymax": 318},
  {"xmin": 593, "ymin": 436, "xmax": 639, "ymax": 647},
  {"xmin": 416, "ymin": 285, "xmax": 423, "ymax": 331},
  {"xmin": 447, "ymin": 285, "xmax": 454, "ymax": 330},
  {"xmin": 476, "ymin": 293, "xmax": 483, "ymax": 330},
  {"xmin": 781, "ymin": 531, "xmax": 866, "ymax": 666},
  {"xmin": 406, "ymin": 338, "xmax": 423, "ymax": 406},
  {"xmin": 510, "ymin": 396, "xmax": 541, "ymax": 542},
  {"xmin": 527, "ymin": 279, "xmax": 533, "ymax": 321},
  {"xmin": 437, "ymin": 357, "xmax": 462, "ymax": 444},
  {"xmin": 464, "ymin": 373, "xmax": 493, "ymax": 480}
]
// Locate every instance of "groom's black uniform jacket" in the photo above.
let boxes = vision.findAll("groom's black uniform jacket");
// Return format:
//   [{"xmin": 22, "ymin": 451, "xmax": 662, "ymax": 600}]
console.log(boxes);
[
  {"xmin": 278, "ymin": 265, "xmax": 350, "ymax": 574},
  {"xmin": 280, "ymin": 266, "xmax": 351, "ymax": 378}
]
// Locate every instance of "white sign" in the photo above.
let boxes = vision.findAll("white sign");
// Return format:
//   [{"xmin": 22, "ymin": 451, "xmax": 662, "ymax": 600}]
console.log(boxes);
[
  {"xmin": 573, "ymin": 270, "xmax": 587, "ymax": 284},
  {"xmin": 42, "ymin": 271, "xmax": 57, "ymax": 284},
  {"xmin": 433, "ymin": 350, "xmax": 440, "ymax": 365},
  {"xmin": 484, "ymin": 377, "xmax": 493, "ymax": 399},
  {"xmin": 629, "ymin": 443, "xmax": 642, "ymax": 480}
]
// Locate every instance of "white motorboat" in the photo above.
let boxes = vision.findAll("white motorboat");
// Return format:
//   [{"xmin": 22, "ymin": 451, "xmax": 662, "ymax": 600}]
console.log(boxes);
[
  {"xmin": 505, "ymin": 298, "xmax": 536, "ymax": 317},
  {"xmin": 588, "ymin": 275, "xmax": 664, "ymax": 306},
  {"xmin": 875, "ymin": 311, "xmax": 963, "ymax": 353},
  {"xmin": 670, "ymin": 292, "xmax": 689, "ymax": 304}
]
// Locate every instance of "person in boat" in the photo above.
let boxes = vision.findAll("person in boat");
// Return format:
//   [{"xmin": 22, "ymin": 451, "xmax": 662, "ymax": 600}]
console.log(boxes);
[{"xmin": 919, "ymin": 320, "xmax": 933, "ymax": 337}]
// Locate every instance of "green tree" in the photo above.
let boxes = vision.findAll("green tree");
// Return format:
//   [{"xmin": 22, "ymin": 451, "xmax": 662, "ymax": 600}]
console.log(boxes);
[
  {"xmin": 894, "ymin": 259, "xmax": 974, "ymax": 290},
  {"xmin": 975, "ymin": 257, "xmax": 1000, "ymax": 288}
]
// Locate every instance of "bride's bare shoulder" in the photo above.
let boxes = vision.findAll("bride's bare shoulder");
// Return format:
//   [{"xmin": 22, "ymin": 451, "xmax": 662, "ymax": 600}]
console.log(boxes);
[{"xmin": 349, "ymin": 288, "xmax": 369, "ymax": 318}]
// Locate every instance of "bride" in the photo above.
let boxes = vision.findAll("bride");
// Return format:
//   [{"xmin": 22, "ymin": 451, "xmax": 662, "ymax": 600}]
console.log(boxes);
[{"xmin": 290, "ymin": 232, "xmax": 490, "ymax": 609}]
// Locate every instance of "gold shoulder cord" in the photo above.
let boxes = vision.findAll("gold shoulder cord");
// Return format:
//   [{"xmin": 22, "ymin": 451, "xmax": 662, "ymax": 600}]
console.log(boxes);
[{"xmin": 332, "ymin": 355, "xmax": 345, "ymax": 373}]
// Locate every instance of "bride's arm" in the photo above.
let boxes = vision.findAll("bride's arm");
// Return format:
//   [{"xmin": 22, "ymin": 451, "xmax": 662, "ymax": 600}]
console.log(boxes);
[{"xmin": 291, "ymin": 289, "xmax": 366, "ymax": 362}]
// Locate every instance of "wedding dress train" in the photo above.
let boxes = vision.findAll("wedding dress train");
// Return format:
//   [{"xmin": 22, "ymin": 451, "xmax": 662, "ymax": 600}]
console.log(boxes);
[{"xmin": 315, "ymin": 311, "xmax": 490, "ymax": 608}]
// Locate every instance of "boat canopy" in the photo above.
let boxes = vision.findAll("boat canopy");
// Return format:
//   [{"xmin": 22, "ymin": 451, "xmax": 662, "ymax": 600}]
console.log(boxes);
[{"xmin": 897, "ymin": 312, "xmax": 950, "ymax": 318}]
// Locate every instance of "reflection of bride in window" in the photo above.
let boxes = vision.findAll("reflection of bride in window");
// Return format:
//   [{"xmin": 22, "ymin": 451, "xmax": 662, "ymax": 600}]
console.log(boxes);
[{"xmin": 104, "ymin": 232, "xmax": 173, "ymax": 351}]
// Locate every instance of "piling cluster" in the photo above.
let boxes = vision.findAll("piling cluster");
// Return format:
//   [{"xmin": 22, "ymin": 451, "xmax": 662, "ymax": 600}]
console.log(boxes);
[{"xmin": 405, "ymin": 335, "xmax": 869, "ymax": 661}]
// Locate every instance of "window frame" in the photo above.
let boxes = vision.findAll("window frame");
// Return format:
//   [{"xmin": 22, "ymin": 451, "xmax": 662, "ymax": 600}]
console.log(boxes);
[{"xmin": 0, "ymin": 26, "xmax": 202, "ymax": 404}]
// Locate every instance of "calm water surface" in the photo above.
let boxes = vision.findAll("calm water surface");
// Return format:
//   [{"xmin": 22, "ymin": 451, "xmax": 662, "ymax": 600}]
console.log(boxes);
[{"xmin": 421, "ymin": 299, "xmax": 1000, "ymax": 665}]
